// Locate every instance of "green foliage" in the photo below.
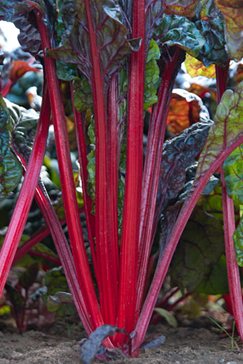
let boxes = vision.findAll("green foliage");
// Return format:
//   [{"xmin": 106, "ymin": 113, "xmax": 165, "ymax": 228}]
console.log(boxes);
[
  {"xmin": 156, "ymin": 14, "xmax": 205, "ymax": 57},
  {"xmin": 170, "ymin": 205, "xmax": 225, "ymax": 293},
  {"xmin": 234, "ymin": 216, "xmax": 243, "ymax": 267},
  {"xmin": 144, "ymin": 39, "xmax": 160, "ymax": 110},
  {"xmin": 0, "ymin": 97, "xmax": 22, "ymax": 198},
  {"xmin": 223, "ymin": 146, "xmax": 243, "ymax": 206},
  {"xmin": 197, "ymin": 81, "xmax": 243, "ymax": 177}
]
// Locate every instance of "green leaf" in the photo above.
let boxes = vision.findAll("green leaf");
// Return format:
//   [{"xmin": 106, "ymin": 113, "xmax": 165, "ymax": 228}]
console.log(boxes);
[
  {"xmin": 215, "ymin": 0, "xmax": 243, "ymax": 60},
  {"xmin": 51, "ymin": 0, "xmax": 135, "ymax": 81},
  {"xmin": 170, "ymin": 206, "xmax": 225, "ymax": 292},
  {"xmin": 195, "ymin": 0, "xmax": 228, "ymax": 66},
  {"xmin": 196, "ymin": 81, "xmax": 243, "ymax": 178},
  {"xmin": 234, "ymin": 216, "xmax": 243, "ymax": 267},
  {"xmin": 156, "ymin": 14, "xmax": 205, "ymax": 57},
  {"xmin": 73, "ymin": 76, "xmax": 93, "ymax": 113},
  {"xmin": 154, "ymin": 307, "xmax": 178, "ymax": 328},
  {"xmin": 197, "ymin": 256, "xmax": 229, "ymax": 294},
  {"xmin": 223, "ymin": 146, "xmax": 243, "ymax": 205},
  {"xmin": 144, "ymin": 39, "xmax": 160, "ymax": 110},
  {"xmin": 0, "ymin": 97, "xmax": 22, "ymax": 198}
]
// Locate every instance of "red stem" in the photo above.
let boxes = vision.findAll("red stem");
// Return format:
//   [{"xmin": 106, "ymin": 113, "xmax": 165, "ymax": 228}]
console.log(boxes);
[
  {"xmin": 107, "ymin": 74, "xmax": 119, "ymax": 304},
  {"xmin": 0, "ymin": 88, "xmax": 50, "ymax": 295},
  {"xmin": 118, "ymin": 0, "xmax": 146, "ymax": 336},
  {"xmin": 216, "ymin": 63, "xmax": 243, "ymax": 341},
  {"xmin": 13, "ymin": 150, "xmax": 94, "ymax": 334},
  {"xmin": 13, "ymin": 220, "xmax": 65, "ymax": 263},
  {"xmin": 221, "ymin": 172, "xmax": 243, "ymax": 341},
  {"xmin": 132, "ymin": 135, "xmax": 243, "ymax": 352},
  {"xmin": 84, "ymin": 1, "xmax": 118, "ymax": 324},
  {"xmin": 28, "ymin": 250, "xmax": 60, "ymax": 265},
  {"xmin": 136, "ymin": 48, "xmax": 185, "ymax": 313},
  {"xmin": 35, "ymin": 12, "xmax": 103, "ymax": 329},
  {"xmin": 70, "ymin": 85, "xmax": 97, "ymax": 274}
]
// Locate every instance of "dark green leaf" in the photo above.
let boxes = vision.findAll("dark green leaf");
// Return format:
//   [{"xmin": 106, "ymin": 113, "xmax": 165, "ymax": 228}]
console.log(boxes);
[
  {"xmin": 0, "ymin": 97, "xmax": 22, "ymax": 198},
  {"xmin": 156, "ymin": 14, "xmax": 205, "ymax": 57},
  {"xmin": 195, "ymin": 0, "xmax": 228, "ymax": 66},
  {"xmin": 197, "ymin": 81, "xmax": 243, "ymax": 178},
  {"xmin": 158, "ymin": 96, "xmax": 212, "ymax": 211},
  {"xmin": 223, "ymin": 146, "xmax": 243, "ymax": 206},
  {"xmin": 51, "ymin": 0, "xmax": 134, "ymax": 82},
  {"xmin": 170, "ymin": 206, "xmax": 225, "ymax": 292},
  {"xmin": 196, "ymin": 256, "xmax": 229, "ymax": 294}
]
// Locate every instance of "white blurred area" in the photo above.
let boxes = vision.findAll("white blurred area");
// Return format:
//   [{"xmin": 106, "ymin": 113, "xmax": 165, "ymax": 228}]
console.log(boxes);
[{"xmin": 0, "ymin": 21, "xmax": 20, "ymax": 51}]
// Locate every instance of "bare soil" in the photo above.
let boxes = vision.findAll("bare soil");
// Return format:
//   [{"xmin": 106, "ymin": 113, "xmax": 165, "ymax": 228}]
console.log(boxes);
[{"xmin": 0, "ymin": 319, "xmax": 243, "ymax": 364}]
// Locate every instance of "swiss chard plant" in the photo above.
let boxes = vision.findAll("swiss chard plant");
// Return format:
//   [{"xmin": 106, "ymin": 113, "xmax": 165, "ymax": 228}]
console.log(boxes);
[{"xmin": 0, "ymin": 0, "xmax": 242, "ymax": 358}]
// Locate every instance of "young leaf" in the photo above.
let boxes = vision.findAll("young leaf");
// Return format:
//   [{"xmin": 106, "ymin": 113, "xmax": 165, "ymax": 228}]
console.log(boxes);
[
  {"xmin": 215, "ymin": 0, "xmax": 243, "ymax": 60},
  {"xmin": 196, "ymin": 81, "xmax": 243, "ymax": 178}
]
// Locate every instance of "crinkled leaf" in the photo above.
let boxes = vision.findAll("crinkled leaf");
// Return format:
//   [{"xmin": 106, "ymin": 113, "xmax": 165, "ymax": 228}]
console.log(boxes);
[
  {"xmin": 144, "ymin": 39, "xmax": 160, "ymax": 110},
  {"xmin": 145, "ymin": 0, "xmax": 163, "ymax": 41},
  {"xmin": 0, "ymin": 0, "xmax": 21, "ymax": 21},
  {"xmin": 170, "ymin": 206, "xmax": 225, "ymax": 292},
  {"xmin": 158, "ymin": 115, "xmax": 212, "ymax": 212},
  {"xmin": 156, "ymin": 14, "xmax": 205, "ymax": 58},
  {"xmin": 195, "ymin": 1, "xmax": 228, "ymax": 66},
  {"xmin": 51, "ymin": 0, "xmax": 136, "ymax": 82},
  {"xmin": 80, "ymin": 325, "xmax": 122, "ymax": 364},
  {"xmin": 166, "ymin": 89, "xmax": 208, "ymax": 135},
  {"xmin": 215, "ymin": 0, "xmax": 243, "ymax": 60},
  {"xmin": 184, "ymin": 54, "xmax": 216, "ymax": 78},
  {"xmin": 234, "ymin": 217, "xmax": 243, "ymax": 267},
  {"xmin": 164, "ymin": 0, "xmax": 200, "ymax": 18},
  {"xmin": 0, "ymin": 97, "xmax": 22, "ymax": 198},
  {"xmin": 223, "ymin": 146, "xmax": 243, "ymax": 205},
  {"xmin": 73, "ymin": 77, "xmax": 93, "ymax": 113},
  {"xmin": 196, "ymin": 81, "xmax": 243, "ymax": 178}
]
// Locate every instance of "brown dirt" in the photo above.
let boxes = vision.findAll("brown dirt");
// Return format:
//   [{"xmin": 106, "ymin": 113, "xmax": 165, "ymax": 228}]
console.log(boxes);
[{"xmin": 0, "ymin": 320, "xmax": 243, "ymax": 364}]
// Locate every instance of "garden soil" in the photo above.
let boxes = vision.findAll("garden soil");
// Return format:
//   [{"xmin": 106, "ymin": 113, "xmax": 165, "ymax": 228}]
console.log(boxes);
[{"xmin": 0, "ymin": 320, "xmax": 243, "ymax": 364}]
